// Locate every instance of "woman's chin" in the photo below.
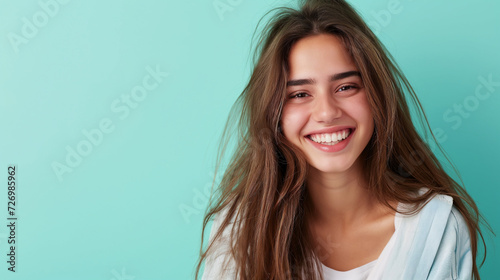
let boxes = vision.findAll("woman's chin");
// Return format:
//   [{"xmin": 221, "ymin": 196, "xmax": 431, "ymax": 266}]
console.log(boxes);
[{"xmin": 308, "ymin": 162, "xmax": 353, "ymax": 175}]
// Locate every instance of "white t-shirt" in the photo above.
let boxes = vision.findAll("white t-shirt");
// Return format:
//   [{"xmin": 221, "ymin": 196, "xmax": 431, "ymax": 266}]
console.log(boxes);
[
  {"xmin": 320, "ymin": 205, "xmax": 400, "ymax": 280},
  {"xmin": 321, "ymin": 259, "xmax": 378, "ymax": 279}
]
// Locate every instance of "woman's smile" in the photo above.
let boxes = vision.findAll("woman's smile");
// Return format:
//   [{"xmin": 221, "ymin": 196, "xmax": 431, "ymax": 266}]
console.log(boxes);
[
  {"xmin": 306, "ymin": 127, "xmax": 355, "ymax": 153},
  {"xmin": 308, "ymin": 128, "xmax": 352, "ymax": 145}
]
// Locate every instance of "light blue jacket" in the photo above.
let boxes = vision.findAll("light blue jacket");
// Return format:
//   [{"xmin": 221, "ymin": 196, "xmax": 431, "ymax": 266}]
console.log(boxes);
[
  {"xmin": 202, "ymin": 190, "xmax": 473, "ymax": 280},
  {"xmin": 369, "ymin": 191, "xmax": 473, "ymax": 280}
]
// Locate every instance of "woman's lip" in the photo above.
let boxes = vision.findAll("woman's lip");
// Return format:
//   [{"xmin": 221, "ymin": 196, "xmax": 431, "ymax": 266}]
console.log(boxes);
[{"xmin": 305, "ymin": 128, "xmax": 354, "ymax": 152}]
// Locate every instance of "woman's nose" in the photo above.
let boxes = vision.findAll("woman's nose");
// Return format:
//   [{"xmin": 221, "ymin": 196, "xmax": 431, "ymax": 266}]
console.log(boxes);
[{"xmin": 311, "ymin": 93, "xmax": 342, "ymax": 123}]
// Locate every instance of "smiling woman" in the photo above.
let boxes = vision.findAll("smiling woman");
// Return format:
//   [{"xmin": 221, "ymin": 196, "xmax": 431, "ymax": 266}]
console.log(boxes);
[{"xmin": 195, "ymin": 0, "xmax": 491, "ymax": 279}]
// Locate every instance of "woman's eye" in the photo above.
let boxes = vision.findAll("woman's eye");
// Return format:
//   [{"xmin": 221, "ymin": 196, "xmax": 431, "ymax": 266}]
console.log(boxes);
[
  {"xmin": 338, "ymin": 85, "xmax": 357, "ymax": 92},
  {"xmin": 289, "ymin": 92, "xmax": 309, "ymax": 98}
]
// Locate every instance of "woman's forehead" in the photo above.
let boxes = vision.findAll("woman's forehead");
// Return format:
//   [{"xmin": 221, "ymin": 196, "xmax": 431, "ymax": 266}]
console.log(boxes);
[{"xmin": 287, "ymin": 34, "xmax": 359, "ymax": 81}]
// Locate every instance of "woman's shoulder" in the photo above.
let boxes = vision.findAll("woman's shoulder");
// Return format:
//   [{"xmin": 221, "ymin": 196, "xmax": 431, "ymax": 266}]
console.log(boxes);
[
  {"xmin": 418, "ymin": 192, "xmax": 471, "ymax": 247},
  {"xmin": 395, "ymin": 187, "xmax": 472, "ymax": 263},
  {"xmin": 423, "ymin": 195, "xmax": 473, "ymax": 279},
  {"xmin": 381, "ymin": 189, "xmax": 473, "ymax": 279},
  {"xmin": 401, "ymin": 188, "xmax": 468, "ymax": 229},
  {"xmin": 207, "ymin": 205, "xmax": 240, "ymax": 250},
  {"xmin": 202, "ymin": 205, "xmax": 241, "ymax": 280},
  {"xmin": 397, "ymin": 188, "xmax": 468, "ymax": 233},
  {"xmin": 397, "ymin": 187, "xmax": 453, "ymax": 217}
]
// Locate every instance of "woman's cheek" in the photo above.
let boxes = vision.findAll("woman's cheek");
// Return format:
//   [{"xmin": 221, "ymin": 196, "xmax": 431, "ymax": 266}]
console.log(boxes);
[{"xmin": 281, "ymin": 105, "xmax": 309, "ymax": 137}]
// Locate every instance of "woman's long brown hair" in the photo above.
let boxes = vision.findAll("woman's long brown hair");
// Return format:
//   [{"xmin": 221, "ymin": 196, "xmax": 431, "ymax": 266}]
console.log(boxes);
[{"xmin": 195, "ymin": 0, "xmax": 491, "ymax": 279}]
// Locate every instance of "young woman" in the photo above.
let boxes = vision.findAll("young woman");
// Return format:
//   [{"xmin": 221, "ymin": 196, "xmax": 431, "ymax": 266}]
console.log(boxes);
[{"xmin": 196, "ymin": 0, "xmax": 490, "ymax": 279}]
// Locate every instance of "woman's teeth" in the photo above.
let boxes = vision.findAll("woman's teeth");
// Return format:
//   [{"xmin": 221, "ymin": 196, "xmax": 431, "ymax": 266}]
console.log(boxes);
[{"xmin": 309, "ymin": 129, "xmax": 351, "ymax": 145}]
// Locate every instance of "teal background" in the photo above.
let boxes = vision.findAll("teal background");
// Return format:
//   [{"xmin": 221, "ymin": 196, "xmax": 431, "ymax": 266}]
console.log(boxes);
[{"xmin": 0, "ymin": 0, "xmax": 498, "ymax": 279}]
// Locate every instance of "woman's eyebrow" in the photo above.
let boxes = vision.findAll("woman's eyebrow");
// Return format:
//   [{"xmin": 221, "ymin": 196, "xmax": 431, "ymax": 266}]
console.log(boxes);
[{"xmin": 286, "ymin": 70, "xmax": 361, "ymax": 87}]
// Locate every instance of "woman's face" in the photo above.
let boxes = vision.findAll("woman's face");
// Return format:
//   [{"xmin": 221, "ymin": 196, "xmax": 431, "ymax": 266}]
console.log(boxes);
[{"xmin": 281, "ymin": 33, "xmax": 374, "ymax": 175}]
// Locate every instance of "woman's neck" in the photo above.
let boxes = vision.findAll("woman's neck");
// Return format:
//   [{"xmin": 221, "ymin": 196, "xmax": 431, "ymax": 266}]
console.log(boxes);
[{"xmin": 304, "ymin": 160, "xmax": 384, "ymax": 230}]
